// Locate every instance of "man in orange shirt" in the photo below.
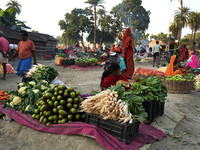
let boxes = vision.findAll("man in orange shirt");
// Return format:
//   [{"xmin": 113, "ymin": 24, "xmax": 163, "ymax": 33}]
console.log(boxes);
[{"xmin": 10, "ymin": 30, "xmax": 37, "ymax": 80}]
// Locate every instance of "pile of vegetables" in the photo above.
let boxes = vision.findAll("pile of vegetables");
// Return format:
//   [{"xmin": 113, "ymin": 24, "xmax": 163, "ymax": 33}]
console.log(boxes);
[
  {"xmin": 131, "ymin": 75, "xmax": 167, "ymax": 102},
  {"xmin": 0, "ymin": 90, "xmax": 10, "ymax": 105},
  {"xmin": 26, "ymin": 64, "xmax": 59, "ymax": 83},
  {"xmin": 32, "ymin": 85, "xmax": 85, "ymax": 126},
  {"xmin": 164, "ymin": 73, "xmax": 196, "ymax": 81},
  {"xmin": 75, "ymin": 57, "xmax": 88, "ymax": 63},
  {"xmin": 81, "ymin": 84, "xmax": 147, "ymax": 123},
  {"xmin": 2, "ymin": 80, "xmax": 50, "ymax": 114},
  {"xmin": 88, "ymin": 58, "xmax": 97, "ymax": 63},
  {"xmin": 56, "ymin": 53, "xmax": 67, "ymax": 58}
]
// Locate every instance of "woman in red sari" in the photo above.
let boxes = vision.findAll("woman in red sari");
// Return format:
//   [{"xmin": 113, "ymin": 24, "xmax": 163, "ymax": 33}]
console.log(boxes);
[
  {"xmin": 180, "ymin": 45, "xmax": 188, "ymax": 62},
  {"xmin": 100, "ymin": 63, "xmax": 130, "ymax": 91},
  {"xmin": 121, "ymin": 28, "xmax": 135, "ymax": 79}
]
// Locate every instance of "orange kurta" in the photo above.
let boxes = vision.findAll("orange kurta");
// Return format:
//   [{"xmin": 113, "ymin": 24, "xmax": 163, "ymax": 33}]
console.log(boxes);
[{"xmin": 165, "ymin": 55, "xmax": 187, "ymax": 76}]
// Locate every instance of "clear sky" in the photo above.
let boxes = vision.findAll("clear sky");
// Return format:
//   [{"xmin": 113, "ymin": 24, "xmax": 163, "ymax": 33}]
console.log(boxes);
[{"xmin": 1, "ymin": 0, "xmax": 200, "ymax": 38}]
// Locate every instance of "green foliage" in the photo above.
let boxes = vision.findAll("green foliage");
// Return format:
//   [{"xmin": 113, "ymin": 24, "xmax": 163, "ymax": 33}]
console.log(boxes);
[
  {"xmin": 150, "ymin": 32, "xmax": 170, "ymax": 44},
  {"xmin": 112, "ymin": 0, "xmax": 150, "ymax": 42},
  {"xmin": 131, "ymin": 75, "xmax": 168, "ymax": 103},
  {"xmin": 56, "ymin": 53, "xmax": 67, "ymax": 58},
  {"xmin": 58, "ymin": 8, "xmax": 93, "ymax": 45}
]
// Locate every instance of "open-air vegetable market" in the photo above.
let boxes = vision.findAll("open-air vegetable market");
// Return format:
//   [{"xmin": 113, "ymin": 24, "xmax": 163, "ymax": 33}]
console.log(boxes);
[{"xmin": 1, "ymin": 0, "xmax": 200, "ymax": 150}]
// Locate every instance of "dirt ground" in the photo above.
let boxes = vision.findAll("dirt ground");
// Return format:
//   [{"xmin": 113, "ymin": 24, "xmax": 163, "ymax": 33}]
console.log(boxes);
[{"xmin": 0, "ymin": 58, "xmax": 200, "ymax": 150}]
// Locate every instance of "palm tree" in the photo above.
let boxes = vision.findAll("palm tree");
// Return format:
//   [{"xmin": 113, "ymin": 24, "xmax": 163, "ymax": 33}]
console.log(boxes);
[
  {"xmin": 85, "ymin": 0, "xmax": 105, "ymax": 48},
  {"xmin": 171, "ymin": 0, "xmax": 183, "ymax": 42},
  {"xmin": 97, "ymin": 8, "xmax": 106, "ymax": 48},
  {"xmin": 6, "ymin": 0, "xmax": 22, "ymax": 16},
  {"xmin": 174, "ymin": 6, "xmax": 190, "ymax": 42},
  {"xmin": 187, "ymin": 11, "xmax": 200, "ymax": 41},
  {"xmin": 169, "ymin": 18, "xmax": 182, "ymax": 40}
]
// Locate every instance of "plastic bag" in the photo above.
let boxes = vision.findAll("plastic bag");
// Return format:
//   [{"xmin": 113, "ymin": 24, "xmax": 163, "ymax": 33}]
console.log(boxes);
[
  {"xmin": 51, "ymin": 77, "xmax": 68, "ymax": 88},
  {"xmin": 132, "ymin": 67, "xmax": 166, "ymax": 81},
  {"xmin": 120, "ymin": 57, "xmax": 126, "ymax": 71}
]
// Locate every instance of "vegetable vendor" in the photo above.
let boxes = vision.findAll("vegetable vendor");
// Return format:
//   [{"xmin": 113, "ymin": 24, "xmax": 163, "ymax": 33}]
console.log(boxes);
[
  {"xmin": 100, "ymin": 63, "xmax": 130, "ymax": 91},
  {"xmin": 185, "ymin": 55, "xmax": 200, "ymax": 69},
  {"xmin": 121, "ymin": 28, "xmax": 135, "ymax": 79},
  {"xmin": 165, "ymin": 55, "xmax": 190, "ymax": 76},
  {"xmin": 9, "ymin": 30, "xmax": 37, "ymax": 81}
]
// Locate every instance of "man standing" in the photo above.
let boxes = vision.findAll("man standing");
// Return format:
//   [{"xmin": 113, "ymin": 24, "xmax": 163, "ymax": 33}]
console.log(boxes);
[
  {"xmin": 190, "ymin": 42, "xmax": 196, "ymax": 54},
  {"xmin": 0, "ymin": 30, "xmax": 10, "ymax": 80},
  {"xmin": 153, "ymin": 41, "xmax": 160, "ymax": 67},
  {"xmin": 169, "ymin": 39, "xmax": 175, "ymax": 59},
  {"xmin": 10, "ymin": 30, "xmax": 36, "ymax": 80}
]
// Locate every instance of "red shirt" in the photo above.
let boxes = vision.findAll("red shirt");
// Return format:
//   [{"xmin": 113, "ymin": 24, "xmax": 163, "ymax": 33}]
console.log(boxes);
[
  {"xmin": 16, "ymin": 40, "xmax": 35, "ymax": 60},
  {"xmin": 101, "ymin": 74, "xmax": 130, "ymax": 91},
  {"xmin": 0, "ymin": 36, "xmax": 10, "ymax": 53}
]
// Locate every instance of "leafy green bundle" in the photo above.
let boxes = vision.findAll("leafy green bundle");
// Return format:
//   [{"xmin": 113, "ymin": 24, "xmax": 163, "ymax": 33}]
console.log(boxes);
[
  {"xmin": 131, "ymin": 75, "xmax": 167, "ymax": 102},
  {"xmin": 33, "ymin": 66, "xmax": 59, "ymax": 83}
]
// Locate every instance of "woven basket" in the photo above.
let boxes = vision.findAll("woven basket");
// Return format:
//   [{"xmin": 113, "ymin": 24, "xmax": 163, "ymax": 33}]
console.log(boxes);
[
  {"xmin": 75, "ymin": 62, "xmax": 88, "ymax": 67},
  {"xmin": 162, "ymin": 80, "xmax": 194, "ymax": 94},
  {"xmin": 88, "ymin": 62, "xmax": 96, "ymax": 66}
]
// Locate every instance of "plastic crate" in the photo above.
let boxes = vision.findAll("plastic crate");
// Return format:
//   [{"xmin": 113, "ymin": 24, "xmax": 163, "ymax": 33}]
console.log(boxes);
[
  {"xmin": 85, "ymin": 113, "xmax": 139, "ymax": 144},
  {"xmin": 142, "ymin": 100, "xmax": 165, "ymax": 124},
  {"xmin": 62, "ymin": 59, "xmax": 75, "ymax": 66}
]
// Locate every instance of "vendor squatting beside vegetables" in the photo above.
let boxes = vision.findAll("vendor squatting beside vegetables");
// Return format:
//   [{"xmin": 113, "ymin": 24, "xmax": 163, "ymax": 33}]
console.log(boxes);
[
  {"xmin": 9, "ymin": 30, "xmax": 37, "ymax": 81},
  {"xmin": 100, "ymin": 63, "xmax": 130, "ymax": 91}
]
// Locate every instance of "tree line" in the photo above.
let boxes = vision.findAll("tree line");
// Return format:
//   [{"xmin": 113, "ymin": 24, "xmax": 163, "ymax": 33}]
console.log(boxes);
[{"xmin": 58, "ymin": 0, "xmax": 150, "ymax": 48}]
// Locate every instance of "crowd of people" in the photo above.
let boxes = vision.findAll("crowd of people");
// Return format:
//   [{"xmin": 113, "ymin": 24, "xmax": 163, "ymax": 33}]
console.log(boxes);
[{"xmin": 0, "ymin": 28, "xmax": 200, "ymax": 91}]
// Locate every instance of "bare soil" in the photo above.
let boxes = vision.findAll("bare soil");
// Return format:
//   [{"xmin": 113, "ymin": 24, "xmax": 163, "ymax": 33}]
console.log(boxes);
[{"xmin": 0, "ymin": 58, "xmax": 200, "ymax": 150}]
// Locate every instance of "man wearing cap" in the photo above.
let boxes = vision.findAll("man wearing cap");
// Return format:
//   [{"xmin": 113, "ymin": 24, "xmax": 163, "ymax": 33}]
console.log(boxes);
[{"xmin": 0, "ymin": 30, "xmax": 11, "ymax": 80}]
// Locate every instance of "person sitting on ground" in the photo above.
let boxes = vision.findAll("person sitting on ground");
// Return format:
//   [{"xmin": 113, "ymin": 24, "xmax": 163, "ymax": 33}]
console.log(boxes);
[
  {"xmin": 185, "ymin": 54, "xmax": 200, "ymax": 69},
  {"xmin": 100, "ymin": 63, "xmax": 130, "ymax": 91},
  {"xmin": 165, "ymin": 55, "xmax": 190, "ymax": 76}
]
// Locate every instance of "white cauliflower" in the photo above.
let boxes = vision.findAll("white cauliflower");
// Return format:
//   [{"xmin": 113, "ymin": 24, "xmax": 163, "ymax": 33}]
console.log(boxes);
[
  {"xmin": 13, "ymin": 96, "xmax": 22, "ymax": 105},
  {"xmin": 42, "ymin": 80, "xmax": 48, "ymax": 84},
  {"xmin": 19, "ymin": 83, "xmax": 24, "ymax": 87},
  {"xmin": 10, "ymin": 101, "xmax": 14, "ymax": 108},
  {"xmin": 29, "ymin": 81, "xmax": 36, "ymax": 85},
  {"xmin": 18, "ymin": 87, "xmax": 27, "ymax": 94},
  {"xmin": 33, "ymin": 89, "xmax": 39, "ymax": 94},
  {"xmin": 41, "ymin": 85, "xmax": 47, "ymax": 91},
  {"xmin": 25, "ymin": 105, "xmax": 30, "ymax": 111}
]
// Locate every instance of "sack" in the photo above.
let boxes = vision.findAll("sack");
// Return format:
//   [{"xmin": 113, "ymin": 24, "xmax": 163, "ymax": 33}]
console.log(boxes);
[
  {"xmin": 120, "ymin": 57, "xmax": 126, "ymax": 71},
  {"xmin": 55, "ymin": 55, "xmax": 65, "ymax": 66},
  {"xmin": 132, "ymin": 68, "xmax": 166, "ymax": 81}
]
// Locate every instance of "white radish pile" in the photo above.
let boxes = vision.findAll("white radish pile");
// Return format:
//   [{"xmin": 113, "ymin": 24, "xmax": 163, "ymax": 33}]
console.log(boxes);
[
  {"xmin": 195, "ymin": 74, "xmax": 200, "ymax": 91},
  {"xmin": 26, "ymin": 64, "xmax": 44, "ymax": 77},
  {"xmin": 81, "ymin": 89, "xmax": 133, "ymax": 124}
]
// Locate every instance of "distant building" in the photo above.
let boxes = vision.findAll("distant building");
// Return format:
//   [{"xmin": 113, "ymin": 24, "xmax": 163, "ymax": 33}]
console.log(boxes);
[{"xmin": 0, "ymin": 26, "xmax": 58, "ymax": 58}]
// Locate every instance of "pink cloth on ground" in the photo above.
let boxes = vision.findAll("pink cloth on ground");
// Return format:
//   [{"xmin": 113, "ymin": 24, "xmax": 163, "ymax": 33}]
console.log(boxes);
[
  {"xmin": 63, "ymin": 65, "xmax": 102, "ymax": 71},
  {"xmin": 0, "ymin": 106, "xmax": 166, "ymax": 150}
]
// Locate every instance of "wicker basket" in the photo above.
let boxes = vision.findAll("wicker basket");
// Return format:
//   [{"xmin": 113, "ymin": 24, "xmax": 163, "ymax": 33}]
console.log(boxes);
[
  {"xmin": 162, "ymin": 80, "xmax": 194, "ymax": 94},
  {"xmin": 88, "ymin": 62, "xmax": 96, "ymax": 66},
  {"xmin": 75, "ymin": 62, "xmax": 88, "ymax": 67}
]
